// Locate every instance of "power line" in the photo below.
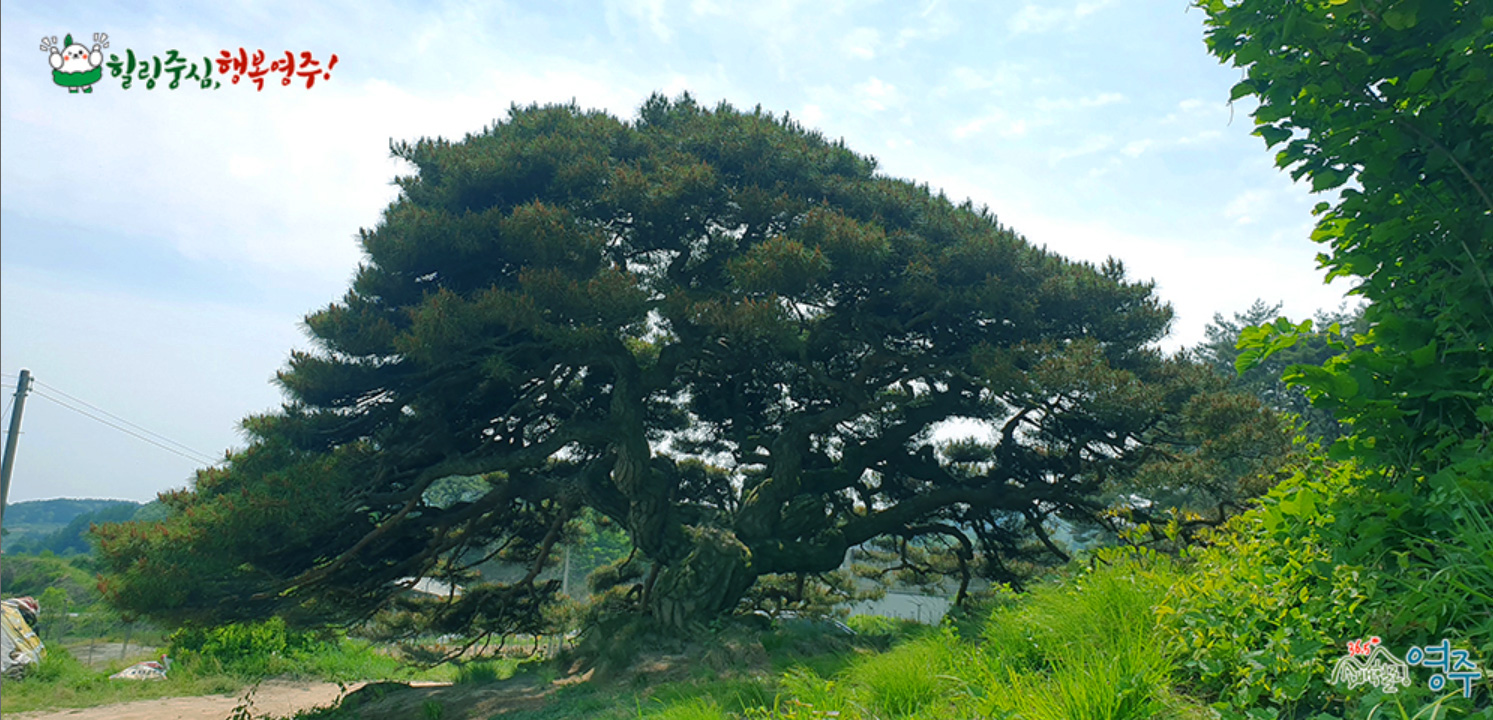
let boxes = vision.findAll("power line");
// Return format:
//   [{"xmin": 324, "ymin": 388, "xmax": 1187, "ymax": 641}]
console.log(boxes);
[
  {"xmin": 31, "ymin": 379, "xmax": 219, "ymax": 465},
  {"xmin": 0, "ymin": 393, "xmax": 14, "ymax": 439},
  {"xmin": 28, "ymin": 388, "xmax": 219, "ymax": 466},
  {"xmin": 30, "ymin": 388, "xmax": 218, "ymax": 466}
]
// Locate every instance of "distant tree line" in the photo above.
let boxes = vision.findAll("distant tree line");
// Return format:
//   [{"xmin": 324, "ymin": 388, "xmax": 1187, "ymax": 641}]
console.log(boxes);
[{"xmin": 4, "ymin": 500, "xmax": 160, "ymax": 556}]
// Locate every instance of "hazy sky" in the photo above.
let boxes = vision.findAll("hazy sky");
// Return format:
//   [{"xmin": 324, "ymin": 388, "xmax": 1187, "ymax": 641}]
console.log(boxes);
[{"xmin": 0, "ymin": 0, "xmax": 1353, "ymax": 504}]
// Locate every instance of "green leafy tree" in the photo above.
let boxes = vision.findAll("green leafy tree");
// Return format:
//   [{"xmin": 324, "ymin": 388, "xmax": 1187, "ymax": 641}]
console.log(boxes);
[
  {"xmin": 1192, "ymin": 2, "xmax": 1493, "ymax": 713},
  {"xmin": 95, "ymin": 95, "xmax": 1281, "ymax": 634},
  {"xmin": 1192, "ymin": 300, "xmax": 1365, "ymax": 444},
  {"xmin": 36, "ymin": 586, "xmax": 71, "ymax": 640},
  {"xmin": 1204, "ymin": 0, "xmax": 1492, "ymax": 477}
]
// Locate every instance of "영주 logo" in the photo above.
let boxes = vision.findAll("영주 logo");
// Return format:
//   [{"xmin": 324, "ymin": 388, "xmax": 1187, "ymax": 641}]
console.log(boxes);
[
  {"xmin": 41, "ymin": 33, "xmax": 108, "ymax": 94},
  {"xmin": 1332, "ymin": 636, "xmax": 1486, "ymax": 699},
  {"xmin": 1331, "ymin": 637, "xmax": 1412, "ymax": 694}
]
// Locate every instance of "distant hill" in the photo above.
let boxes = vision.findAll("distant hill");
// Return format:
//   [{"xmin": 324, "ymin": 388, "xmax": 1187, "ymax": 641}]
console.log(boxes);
[
  {"xmin": 5, "ymin": 498, "xmax": 143, "ymax": 527},
  {"xmin": 3, "ymin": 499, "xmax": 145, "ymax": 555}
]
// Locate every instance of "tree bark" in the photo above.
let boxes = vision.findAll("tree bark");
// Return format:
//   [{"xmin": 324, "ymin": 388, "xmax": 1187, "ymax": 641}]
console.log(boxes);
[{"xmin": 647, "ymin": 526, "xmax": 756, "ymax": 630}]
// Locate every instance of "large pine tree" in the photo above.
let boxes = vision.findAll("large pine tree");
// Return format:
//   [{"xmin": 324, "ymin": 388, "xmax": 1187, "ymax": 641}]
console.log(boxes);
[{"xmin": 96, "ymin": 95, "xmax": 1280, "ymax": 633}]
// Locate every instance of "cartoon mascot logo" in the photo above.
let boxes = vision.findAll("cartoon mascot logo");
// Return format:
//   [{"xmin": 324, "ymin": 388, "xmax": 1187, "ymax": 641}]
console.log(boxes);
[{"xmin": 41, "ymin": 33, "xmax": 109, "ymax": 93}]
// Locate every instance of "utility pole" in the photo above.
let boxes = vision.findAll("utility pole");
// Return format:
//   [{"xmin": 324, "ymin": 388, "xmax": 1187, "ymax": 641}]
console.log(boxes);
[{"xmin": 1, "ymin": 368, "xmax": 33, "ymax": 532}]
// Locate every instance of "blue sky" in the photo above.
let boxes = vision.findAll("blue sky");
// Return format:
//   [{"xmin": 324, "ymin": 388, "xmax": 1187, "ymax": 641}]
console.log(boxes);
[{"xmin": 0, "ymin": 0, "xmax": 1353, "ymax": 504}]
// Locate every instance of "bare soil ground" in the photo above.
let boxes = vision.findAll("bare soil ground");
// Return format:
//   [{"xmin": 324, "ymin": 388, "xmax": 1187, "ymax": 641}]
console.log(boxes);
[{"xmin": 5, "ymin": 680, "xmax": 368, "ymax": 720}]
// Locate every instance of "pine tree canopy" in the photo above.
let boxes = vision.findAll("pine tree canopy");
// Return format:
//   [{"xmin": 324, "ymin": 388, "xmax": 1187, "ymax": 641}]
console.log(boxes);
[{"xmin": 95, "ymin": 94, "xmax": 1283, "ymax": 634}]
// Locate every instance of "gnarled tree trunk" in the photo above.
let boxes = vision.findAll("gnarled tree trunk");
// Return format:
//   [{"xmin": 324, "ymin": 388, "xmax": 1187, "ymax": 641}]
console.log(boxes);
[{"xmin": 647, "ymin": 526, "xmax": 756, "ymax": 630}]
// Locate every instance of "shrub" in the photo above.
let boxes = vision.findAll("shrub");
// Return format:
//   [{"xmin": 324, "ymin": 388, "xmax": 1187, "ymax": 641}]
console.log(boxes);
[
  {"xmin": 1159, "ymin": 455, "xmax": 1492, "ymax": 717},
  {"xmin": 168, "ymin": 617, "xmax": 330, "ymax": 678}
]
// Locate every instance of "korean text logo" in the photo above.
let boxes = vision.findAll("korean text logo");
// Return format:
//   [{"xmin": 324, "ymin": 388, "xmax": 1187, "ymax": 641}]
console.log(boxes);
[{"xmin": 42, "ymin": 33, "xmax": 340, "ymax": 93}]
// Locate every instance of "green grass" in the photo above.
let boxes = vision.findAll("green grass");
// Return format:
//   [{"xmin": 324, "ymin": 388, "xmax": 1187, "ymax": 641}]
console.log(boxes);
[
  {"xmin": 165, "ymin": 635, "xmax": 442, "ymax": 683},
  {"xmin": 646, "ymin": 696, "xmax": 732, "ymax": 720},
  {"xmin": 0, "ymin": 646, "xmax": 243, "ymax": 714},
  {"xmin": 850, "ymin": 633, "xmax": 958, "ymax": 717},
  {"xmin": 0, "ymin": 634, "xmax": 455, "ymax": 715},
  {"xmin": 454, "ymin": 656, "xmax": 525, "ymax": 684},
  {"xmin": 280, "ymin": 562, "xmax": 1204, "ymax": 720},
  {"xmin": 728, "ymin": 553, "xmax": 1208, "ymax": 720},
  {"xmin": 29, "ymin": 522, "xmax": 1488, "ymax": 720},
  {"xmin": 971, "ymin": 557, "xmax": 1181, "ymax": 719}
]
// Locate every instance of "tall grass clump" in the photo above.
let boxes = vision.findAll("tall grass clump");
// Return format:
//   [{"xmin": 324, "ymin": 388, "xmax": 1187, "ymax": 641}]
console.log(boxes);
[
  {"xmin": 972, "ymin": 551, "xmax": 1183, "ymax": 720},
  {"xmin": 643, "ymin": 696, "xmax": 732, "ymax": 720},
  {"xmin": 771, "ymin": 665, "xmax": 862, "ymax": 718},
  {"xmin": 756, "ymin": 632, "xmax": 962, "ymax": 720},
  {"xmin": 1384, "ymin": 484, "xmax": 1493, "ymax": 662},
  {"xmin": 454, "ymin": 657, "xmax": 522, "ymax": 685},
  {"xmin": 846, "ymin": 630, "xmax": 960, "ymax": 717},
  {"xmin": 747, "ymin": 553, "xmax": 1195, "ymax": 719}
]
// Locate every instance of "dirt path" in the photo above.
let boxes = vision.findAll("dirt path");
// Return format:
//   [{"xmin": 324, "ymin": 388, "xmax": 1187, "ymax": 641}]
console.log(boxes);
[{"xmin": 5, "ymin": 680, "xmax": 366, "ymax": 720}]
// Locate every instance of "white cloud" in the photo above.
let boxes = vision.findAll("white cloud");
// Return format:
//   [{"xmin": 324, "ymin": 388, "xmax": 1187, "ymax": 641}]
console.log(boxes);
[
  {"xmin": 1121, "ymin": 139, "xmax": 1153, "ymax": 158},
  {"xmin": 1009, "ymin": 0, "xmax": 1114, "ymax": 34},
  {"xmin": 798, "ymin": 103, "xmax": 824, "ymax": 129},
  {"xmin": 1162, "ymin": 97, "xmax": 1224, "ymax": 125},
  {"xmin": 952, "ymin": 109, "xmax": 1028, "ymax": 140},
  {"xmin": 949, "ymin": 65, "xmax": 995, "ymax": 91},
  {"xmin": 1009, "ymin": 5, "xmax": 1069, "ymax": 35},
  {"xmin": 852, "ymin": 76, "xmax": 898, "ymax": 112},
  {"xmin": 1087, "ymin": 156, "xmax": 1122, "ymax": 179},
  {"xmin": 228, "ymin": 155, "xmax": 269, "ymax": 178},
  {"xmin": 1177, "ymin": 129, "xmax": 1224, "ymax": 145},
  {"xmin": 840, "ymin": 27, "xmax": 879, "ymax": 60},
  {"xmin": 895, "ymin": 0, "xmax": 960, "ymax": 47},
  {"xmin": 947, "ymin": 90, "xmax": 1117, "ymax": 141},
  {"xmin": 952, "ymin": 114, "xmax": 993, "ymax": 139},
  {"xmin": 1034, "ymin": 92, "xmax": 1125, "ymax": 112},
  {"xmin": 941, "ymin": 63, "xmax": 1029, "ymax": 96},
  {"xmin": 1225, "ymin": 188, "xmax": 1272, "ymax": 225},
  {"xmin": 1074, "ymin": 0, "xmax": 1113, "ymax": 18},
  {"xmin": 1109, "ymin": 129, "xmax": 1225, "ymax": 166},
  {"xmin": 690, "ymin": 0, "xmax": 726, "ymax": 15},
  {"xmin": 1050, "ymin": 134, "xmax": 1113, "ymax": 163},
  {"xmin": 606, "ymin": 0, "xmax": 674, "ymax": 43}
]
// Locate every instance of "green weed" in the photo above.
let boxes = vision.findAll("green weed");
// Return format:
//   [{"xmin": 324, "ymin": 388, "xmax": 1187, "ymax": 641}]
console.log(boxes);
[
  {"xmin": 0, "ymin": 647, "xmax": 241, "ymax": 714},
  {"xmin": 642, "ymin": 696, "xmax": 732, "ymax": 720},
  {"xmin": 454, "ymin": 656, "xmax": 521, "ymax": 684},
  {"xmin": 846, "ymin": 631, "xmax": 958, "ymax": 717},
  {"xmin": 967, "ymin": 553, "xmax": 1181, "ymax": 720}
]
